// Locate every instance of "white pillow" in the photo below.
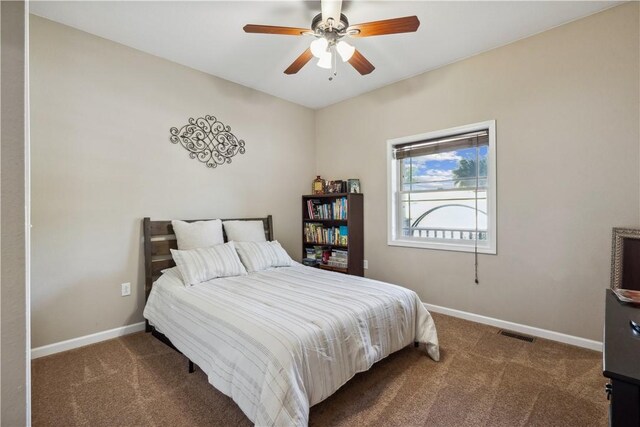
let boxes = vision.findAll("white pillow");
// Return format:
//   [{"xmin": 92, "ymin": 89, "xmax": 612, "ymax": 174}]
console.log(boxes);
[
  {"xmin": 172, "ymin": 219, "xmax": 224, "ymax": 250},
  {"xmin": 223, "ymin": 220, "xmax": 267, "ymax": 242},
  {"xmin": 170, "ymin": 242, "xmax": 247, "ymax": 286},
  {"xmin": 234, "ymin": 240, "xmax": 294, "ymax": 273}
]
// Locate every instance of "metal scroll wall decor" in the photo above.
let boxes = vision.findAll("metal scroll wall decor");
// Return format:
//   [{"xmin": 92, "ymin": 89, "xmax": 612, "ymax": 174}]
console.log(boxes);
[{"xmin": 170, "ymin": 115, "xmax": 246, "ymax": 169}]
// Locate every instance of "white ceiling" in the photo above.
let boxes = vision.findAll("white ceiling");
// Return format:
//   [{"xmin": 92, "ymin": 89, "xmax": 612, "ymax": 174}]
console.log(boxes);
[{"xmin": 30, "ymin": 1, "xmax": 621, "ymax": 109}]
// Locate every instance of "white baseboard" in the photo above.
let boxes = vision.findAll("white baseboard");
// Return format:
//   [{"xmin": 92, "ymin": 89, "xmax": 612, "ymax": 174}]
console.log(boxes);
[
  {"xmin": 31, "ymin": 322, "xmax": 146, "ymax": 359},
  {"xmin": 424, "ymin": 303, "xmax": 603, "ymax": 352},
  {"xmin": 30, "ymin": 305, "xmax": 602, "ymax": 359}
]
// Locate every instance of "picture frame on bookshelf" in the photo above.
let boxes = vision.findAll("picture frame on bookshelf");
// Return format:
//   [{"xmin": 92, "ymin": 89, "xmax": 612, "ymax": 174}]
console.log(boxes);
[
  {"xmin": 348, "ymin": 179, "xmax": 360, "ymax": 193},
  {"xmin": 326, "ymin": 180, "xmax": 343, "ymax": 193}
]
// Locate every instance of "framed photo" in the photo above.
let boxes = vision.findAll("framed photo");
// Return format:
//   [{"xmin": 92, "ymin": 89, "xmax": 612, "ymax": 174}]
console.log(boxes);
[
  {"xmin": 327, "ymin": 180, "xmax": 343, "ymax": 193},
  {"xmin": 348, "ymin": 179, "xmax": 360, "ymax": 193}
]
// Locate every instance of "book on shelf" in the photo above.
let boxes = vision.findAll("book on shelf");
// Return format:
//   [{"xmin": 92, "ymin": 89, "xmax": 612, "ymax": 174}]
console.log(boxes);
[
  {"xmin": 304, "ymin": 223, "xmax": 348, "ymax": 246},
  {"xmin": 322, "ymin": 248, "xmax": 331, "ymax": 263},
  {"xmin": 306, "ymin": 199, "xmax": 330, "ymax": 219},
  {"xmin": 339, "ymin": 226, "xmax": 348, "ymax": 246},
  {"xmin": 306, "ymin": 199, "xmax": 322, "ymax": 219},
  {"xmin": 302, "ymin": 258, "xmax": 319, "ymax": 267},
  {"xmin": 327, "ymin": 249, "xmax": 348, "ymax": 269},
  {"xmin": 331, "ymin": 249, "xmax": 348, "ymax": 259},
  {"xmin": 331, "ymin": 197, "xmax": 348, "ymax": 220},
  {"xmin": 306, "ymin": 197, "xmax": 348, "ymax": 220},
  {"xmin": 327, "ymin": 260, "xmax": 348, "ymax": 269}
]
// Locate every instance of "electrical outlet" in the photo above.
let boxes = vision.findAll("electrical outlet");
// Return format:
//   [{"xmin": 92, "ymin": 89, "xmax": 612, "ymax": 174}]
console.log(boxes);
[
  {"xmin": 121, "ymin": 282, "xmax": 131, "ymax": 297},
  {"xmin": 363, "ymin": 260, "xmax": 368, "ymax": 269}
]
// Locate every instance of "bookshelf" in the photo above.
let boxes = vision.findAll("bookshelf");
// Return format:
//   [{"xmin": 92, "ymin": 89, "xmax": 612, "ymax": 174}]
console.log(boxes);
[{"xmin": 302, "ymin": 193, "xmax": 364, "ymax": 277}]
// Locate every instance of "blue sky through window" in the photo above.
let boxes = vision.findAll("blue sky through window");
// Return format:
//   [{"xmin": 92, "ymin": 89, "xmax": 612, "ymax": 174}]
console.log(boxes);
[{"xmin": 402, "ymin": 146, "xmax": 488, "ymax": 191}]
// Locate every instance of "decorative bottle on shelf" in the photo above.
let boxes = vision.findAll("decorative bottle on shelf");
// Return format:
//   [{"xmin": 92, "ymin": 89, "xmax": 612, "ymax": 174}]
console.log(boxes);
[{"xmin": 313, "ymin": 175, "xmax": 325, "ymax": 195}]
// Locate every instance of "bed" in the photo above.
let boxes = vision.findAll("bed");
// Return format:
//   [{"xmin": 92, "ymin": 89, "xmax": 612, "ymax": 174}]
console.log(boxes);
[{"xmin": 142, "ymin": 216, "xmax": 440, "ymax": 426}]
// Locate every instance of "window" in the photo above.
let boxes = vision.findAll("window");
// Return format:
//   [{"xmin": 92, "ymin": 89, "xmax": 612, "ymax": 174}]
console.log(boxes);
[{"xmin": 387, "ymin": 120, "xmax": 496, "ymax": 254}]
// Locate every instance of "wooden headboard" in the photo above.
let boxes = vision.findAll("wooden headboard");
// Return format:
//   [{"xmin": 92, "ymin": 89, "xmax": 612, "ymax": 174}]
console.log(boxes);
[{"xmin": 143, "ymin": 215, "xmax": 273, "ymax": 301}]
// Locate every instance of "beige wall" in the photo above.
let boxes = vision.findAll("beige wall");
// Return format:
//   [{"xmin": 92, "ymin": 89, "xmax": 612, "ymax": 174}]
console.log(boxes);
[
  {"xmin": 2, "ymin": 1, "xmax": 28, "ymax": 424},
  {"xmin": 315, "ymin": 3, "xmax": 639, "ymax": 341},
  {"xmin": 30, "ymin": 3, "xmax": 639, "ymax": 349},
  {"xmin": 30, "ymin": 16, "xmax": 315, "ymax": 348}
]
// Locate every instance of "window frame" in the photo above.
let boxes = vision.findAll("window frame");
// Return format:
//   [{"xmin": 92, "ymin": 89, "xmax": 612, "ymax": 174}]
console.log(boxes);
[{"xmin": 387, "ymin": 120, "xmax": 497, "ymax": 254}]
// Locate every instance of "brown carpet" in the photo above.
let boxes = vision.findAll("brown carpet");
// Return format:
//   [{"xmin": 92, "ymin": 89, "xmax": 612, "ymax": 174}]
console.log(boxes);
[{"xmin": 32, "ymin": 313, "xmax": 607, "ymax": 426}]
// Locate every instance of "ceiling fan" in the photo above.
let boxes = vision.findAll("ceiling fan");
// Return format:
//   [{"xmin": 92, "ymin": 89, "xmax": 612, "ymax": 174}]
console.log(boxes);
[{"xmin": 243, "ymin": 0, "xmax": 420, "ymax": 79}]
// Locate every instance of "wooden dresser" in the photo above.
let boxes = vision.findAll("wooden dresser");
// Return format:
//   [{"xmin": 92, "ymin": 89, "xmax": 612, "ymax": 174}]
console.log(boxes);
[{"xmin": 603, "ymin": 290, "xmax": 640, "ymax": 426}]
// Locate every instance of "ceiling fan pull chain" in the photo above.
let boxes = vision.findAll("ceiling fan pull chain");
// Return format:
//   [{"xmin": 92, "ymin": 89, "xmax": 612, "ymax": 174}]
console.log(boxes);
[{"xmin": 329, "ymin": 44, "xmax": 337, "ymax": 81}]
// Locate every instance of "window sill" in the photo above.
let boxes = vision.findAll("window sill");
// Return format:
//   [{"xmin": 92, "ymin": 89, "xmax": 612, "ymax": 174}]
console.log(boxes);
[{"xmin": 387, "ymin": 238, "xmax": 497, "ymax": 255}]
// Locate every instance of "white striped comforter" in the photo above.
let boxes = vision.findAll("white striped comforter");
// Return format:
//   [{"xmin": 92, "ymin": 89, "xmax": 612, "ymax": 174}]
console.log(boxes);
[{"xmin": 143, "ymin": 265, "xmax": 440, "ymax": 426}]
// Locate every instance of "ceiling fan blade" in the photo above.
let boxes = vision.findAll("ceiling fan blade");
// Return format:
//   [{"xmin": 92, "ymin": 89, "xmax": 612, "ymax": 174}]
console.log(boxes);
[
  {"xmin": 243, "ymin": 24, "xmax": 310, "ymax": 36},
  {"xmin": 321, "ymin": 0, "xmax": 343, "ymax": 24},
  {"xmin": 348, "ymin": 49, "xmax": 375, "ymax": 75},
  {"xmin": 284, "ymin": 48, "xmax": 314, "ymax": 74},
  {"xmin": 349, "ymin": 16, "xmax": 420, "ymax": 37}
]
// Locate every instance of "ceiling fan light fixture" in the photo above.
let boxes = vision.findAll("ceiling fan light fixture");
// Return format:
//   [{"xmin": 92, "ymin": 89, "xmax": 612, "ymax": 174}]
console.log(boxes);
[
  {"xmin": 336, "ymin": 40, "xmax": 355, "ymax": 61},
  {"xmin": 317, "ymin": 51, "xmax": 332, "ymax": 69},
  {"xmin": 310, "ymin": 38, "xmax": 329, "ymax": 58}
]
